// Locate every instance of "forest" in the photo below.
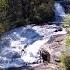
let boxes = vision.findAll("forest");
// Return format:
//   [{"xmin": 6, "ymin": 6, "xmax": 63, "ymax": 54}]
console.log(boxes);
[{"xmin": 0, "ymin": 0, "xmax": 54, "ymax": 33}]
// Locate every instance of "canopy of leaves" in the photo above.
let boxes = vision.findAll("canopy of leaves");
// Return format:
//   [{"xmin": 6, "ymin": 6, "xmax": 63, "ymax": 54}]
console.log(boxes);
[{"xmin": 0, "ymin": 0, "xmax": 55, "ymax": 34}]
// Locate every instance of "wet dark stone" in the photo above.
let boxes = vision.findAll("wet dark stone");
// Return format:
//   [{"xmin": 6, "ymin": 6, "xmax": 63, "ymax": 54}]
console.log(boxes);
[
  {"xmin": 40, "ymin": 49, "xmax": 50, "ymax": 63},
  {"xmin": 55, "ymin": 59, "xmax": 61, "ymax": 63},
  {"xmin": 54, "ymin": 27, "xmax": 62, "ymax": 32}
]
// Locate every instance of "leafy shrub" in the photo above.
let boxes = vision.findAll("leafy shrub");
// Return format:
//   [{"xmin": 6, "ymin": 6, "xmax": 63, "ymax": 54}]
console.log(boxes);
[
  {"xmin": 0, "ymin": 0, "xmax": 8, "ymax": 33},
  {"xmin": 0, "ymin": 0, "xmax": 8, "ymax": 11},
  {"xmin": 0, "ymin": 23, "xmax": 5, "ymax": 32},
  {"xmin": 62, "ymin": 14, "xmax": 70, "ymax": 47},
  {"xmin": 60, "ymin": 47, "xmax": 70, "ymax": 70},
  {"xmin": 63, "ymin": 14, "xmax": 70, "ymax": 28},
  {"xmin": 65, "ymin": 36, "xmax": 70, "ymax": 47}
]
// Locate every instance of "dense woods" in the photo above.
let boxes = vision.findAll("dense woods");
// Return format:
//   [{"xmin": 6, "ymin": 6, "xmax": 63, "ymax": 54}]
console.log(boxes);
[{"xmin": 0, "ymin": 0, "xmax": 55, "ymax": 33}]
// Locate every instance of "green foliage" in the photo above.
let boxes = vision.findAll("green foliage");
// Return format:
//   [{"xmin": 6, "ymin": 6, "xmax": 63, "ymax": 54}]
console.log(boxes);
[
  {"xmin": 0, "ymin": 0, "xmax": 55, "ymax": 34},
  {"xmin": 0, "ymin": 0, "xmax": 8, "ymax": 20},
  {"xmin": 62, "ymin": 14, "xmax": 70, "ymax": 35},
  {"xmin": 60, "ymin": 47, "xmax": 70, "ymax": 70},
  {"xmin": 0, "ymin": 23, "xmax": 5, "ymax": 32},
  {"xmin": 0, "ymin": 0, "xmax": 8, "ymax": 33},
  {"xmin": 7, "ymin": 0, "xmax": 55, "ymax": 26},
  {"xmin": 65, "ymin": 36, "xmax": 70, "ymax": 47},
  {"xmin": 63, "ymin": 14, "xmax": 70, "ymax": 28},
  {"xmin": 0, "ymin": 0, "xmax": 8, "ymax": 11},
  {"xmin": 60, "ymin": 15, "xmax": 70, "ymax": 69},
  {"xmin": 62, "ymin": 14, "xmax": 70, "ymax": 47}
]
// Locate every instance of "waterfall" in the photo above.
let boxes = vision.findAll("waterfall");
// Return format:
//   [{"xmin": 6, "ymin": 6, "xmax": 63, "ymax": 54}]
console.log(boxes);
[{"xmin": 54, "ymin": 2, "xmax": 65, "ymax": 25}]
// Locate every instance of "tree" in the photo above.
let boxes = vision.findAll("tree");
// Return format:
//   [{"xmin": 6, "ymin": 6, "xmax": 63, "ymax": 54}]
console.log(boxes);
[
  {"xmin": 7, "ymin": 0, "xmax": 55, "ymax": 26},
  {"xmin": 0, "ymin": 0, "xmax": 55, "ymax": 34}
]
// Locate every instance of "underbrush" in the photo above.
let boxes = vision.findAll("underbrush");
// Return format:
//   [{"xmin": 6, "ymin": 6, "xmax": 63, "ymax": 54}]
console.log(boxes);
[{"xmin": 60, "ymin": 47, "xmax": 70, "ymax": 70}]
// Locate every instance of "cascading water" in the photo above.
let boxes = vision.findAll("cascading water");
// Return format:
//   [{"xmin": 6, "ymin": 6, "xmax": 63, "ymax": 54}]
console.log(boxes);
[
  {"xmin": 54, "ymin": 2, "xmax": 66, "ymax": 26},
  {"xmin": 0, "ymin": 2, "xmax": 67, "ymax": 69}
]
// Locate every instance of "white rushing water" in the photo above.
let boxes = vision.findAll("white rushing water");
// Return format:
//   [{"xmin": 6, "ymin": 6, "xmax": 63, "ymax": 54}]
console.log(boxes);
[
  {"xmin": 54, "ymin": 2, "xmax": 66, "ymax": 24},
  {"xmin": 54, "ymin": 2, "xmax": 65, "ymax": 17},
  {"xmin": 0, "ymin": 25, "xmax": 67, "ymax": 68}
]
